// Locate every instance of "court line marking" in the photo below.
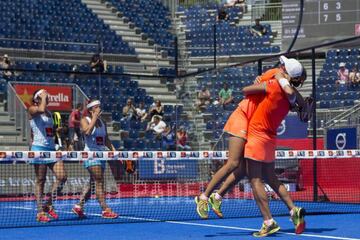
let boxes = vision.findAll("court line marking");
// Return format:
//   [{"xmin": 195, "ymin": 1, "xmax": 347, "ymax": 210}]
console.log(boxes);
[
  {"xmin": 9, "ymin": 206, "xmax": 160, "ymax": 222},
  {"xmin": 8, "ymin": 207, "xmax": 360, "ymax": 240},
  {"xmin": 165, "ymin": 221, "xmax": 360, "ymax": 240}
]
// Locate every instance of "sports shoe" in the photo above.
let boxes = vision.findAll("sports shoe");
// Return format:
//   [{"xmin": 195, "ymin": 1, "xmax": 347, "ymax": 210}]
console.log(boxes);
[
  {"xmin": 194, "ymin": 196, "xmax": 209, "ymax": 219},
  {"xmin": 102, "ymin": 208, "xmax": 119, "ymax": 219},
  {"xmin": 253, "ymin": 221, "xmax": 280, "ymax": 237},
  {"xmin": 43, "ymin": 205, "xmax": 58, "ymax": 219},
  {"xmin": 209, "ymin": 193, "xmax": 223, "ymax": 218},
  {"xmin": 36, "ymin": 212, "xmax": 51, "ymax": 223},
  {"xmin": 72, "ymin": 204, "xmax": 86, "ymax": 219},
  {"xmin": 291, "ymin": 207, "xmax": 306, "ymax": 234}
]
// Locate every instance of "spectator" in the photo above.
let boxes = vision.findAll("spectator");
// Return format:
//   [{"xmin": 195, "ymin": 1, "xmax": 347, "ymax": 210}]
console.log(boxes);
[
  {"xmin": 149, "ymin": 100, "xmax": 164, "ymax": 118},
  {"xmin": 162, "ymin": 126, "xmax": 176, "ymax": 150},
  {"xmin": 196, "ymin": 86, "xmax": 211, "ymax": 112},
  {"xmin": 217, "ymin": 8, "xmax": 229, "ymax": 21},
  {"xmin": 1, "ymin": 54, "xmax": 13, "ymax": 79},
  {"xmin": 176, "ymin": 127, "xmax": 191, "ymax": 150},
  {"xmin": 90, "ymin": 53, "xmax": 107, "ymax": 73},
  {"xmin": 122, "ymin": 98, "xmax": 137, "ymax": 121},
  {"xmin": 146, "ymin": 115, "xmax": 166, "ymax": 138},
  {"xmin": 349, "ymin": 65, "xmax": 360, "ymax": 86},
  {"xmin": 68, "ymin": 103, "xmax": 83, "ymax": 150},
  {"xmin": 218, "ymin": 83, "xmax": 234, "ymax": 107},
  {"xmin": 250, "ymin": 18, "xmax": 267, "ymax": 37},
  {"xmin": 336, "ymin": 62, "xmax": 349, "ymax": 85},
  {"xmin": 135, "ymin": 101, "xmax": 148, "ymax": 122}
]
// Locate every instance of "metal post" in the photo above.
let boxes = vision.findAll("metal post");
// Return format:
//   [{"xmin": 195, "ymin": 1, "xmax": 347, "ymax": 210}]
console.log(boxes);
[
  {"xmin": 175, "ymin": 36, "xmax": 178, "ymax": 77},
  {"xmin": 311, "ymin": 47, "xmax": 318, "ymax": 202},
  {"xmin": 213, "ymin": 23, "xmax": 217, "ymax": 69},
  {"xmin": 257, "ymin": 59, "xmax": 262, "ymax": 76}
]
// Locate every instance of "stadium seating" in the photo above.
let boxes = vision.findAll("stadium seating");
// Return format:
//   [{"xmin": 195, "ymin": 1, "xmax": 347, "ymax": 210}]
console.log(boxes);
[
  {"xmin": 182, "ymin": 5, "xmax": 279, "ymax": 57},
  {"xmin": 0, "ymin": 0, "xmax": 135, "ymax": 54},
  {"xmin": 317, "ymin": 48, "xmax": 360, "ymax": 109},
  {"xmin": 6, "ymin": 60, "xmax": 190, "ymax": 150},
  {"xmin": 109, "ymin": 0, "xmax": 174, "ymax": 56}
]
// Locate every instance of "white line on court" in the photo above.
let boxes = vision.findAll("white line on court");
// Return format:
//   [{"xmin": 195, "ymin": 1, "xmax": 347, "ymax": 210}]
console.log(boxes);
[
  {"xmin": 9, "ymin": 206, "xmax": 160, "ymax": 222},
  {"xmin": 165, "ymin": 221, "xmax": 360, "ymax": 240}
]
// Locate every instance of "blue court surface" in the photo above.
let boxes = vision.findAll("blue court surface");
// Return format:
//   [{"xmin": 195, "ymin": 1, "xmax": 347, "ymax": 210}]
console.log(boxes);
[{"xmin": 0, "ymin": 197, "xmax": 359, "ymax": 240}]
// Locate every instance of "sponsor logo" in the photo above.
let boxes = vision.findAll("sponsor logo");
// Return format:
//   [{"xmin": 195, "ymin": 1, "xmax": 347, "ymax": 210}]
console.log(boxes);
[
  {"xmin": 56, "ymin": 152, "xmax": 63, "ymax": 158},
  {"xmin": 40, "ymin": 152, "xmax": 51, "ymax": 158},
  {"xmin": 355, "ymin": 150, "xmax": 360, "ymax": 156},
  {"xmin": 180, "ymin": 152, "xmax": 186, "ymax": 158},
  {"xmin": 13, "ymin": 152, "xmax": 23, "ymax": 159},
  {"xmin": 203, "ymin": 152, "xmax": 209, "ymax": 158},
  {"xmin": 214, "ymin": 151, "xmax": 223, "ymax": 157},
  {"xmin": 328, "ymin": 151, "xmax": 334, "ymax": 156},
  {"xmin": 347, "ymin": 150, "xmax": 353, "ymax": 156},
  {"xmin": 144, "ymin": 152, "xmax": 153, "ymax": 158},
  {"xmin": 157, "ymin": 152, "xmax": 163, "ymax": 158},
  {"xmin": 226, "ymin": 151, "xmax": 229, "ymax": 157},
  {"xmin": 288, "ymin": 151, "xmax": 294, "ymax": 157},
  {"xmin": 336, "ymin": 150, "xmax": 344, "ymax": 156},
  {"xmin": 297, "ymin": 151, "xmax": 305, "ymax": 157},
  {"xmin": 93, "ymin": 152, "xmax": 103, "ymax": 158},
  {"xmin": 318, "ymin": 151, "xmax": 325, "ymax": 156},
  {"xmin": 108, "ymin": 152, "xmax": 114, "ymax": 158},
  {"xmin": 276, "ymin": 151, "xmax": 285, "ymax": 157},
  {"xmin": 308, "ymin": 151, "xmax": 314, "ymax": 157},
  {"xmin": 190, "ymin": 152, "xmax": 199, "ymax": 157},
  {"xmin": 132, "ymin": 152, "xmax": 139, "ymax": 158},
  {"xmin": 28, "ymin": 152, "xmax": 35, "ymax": 158},
  {"xmin": 335, "ymin": 133, "xmax": 346, "ymax": 150},
  {"xmin": 0, "ymin": 152, "xmax": 6, "ymax": 158},
  {"xmin": 167, "ymin": 152, "xmax": 176, "ymax": 158},
  {"xmin": 120, "ymin": 152, "xmax": 129, "ymax": 158},
  {"xmin": 67, "ymin": 152, "xmax": 77, "ymax": 158},
  {"xmin": 277, "ymin": 120, "xmax": 286, "ymax": 135},
  {"xmin": 81, "ymin": 152, "xmax": 88, "ymax": 158}
]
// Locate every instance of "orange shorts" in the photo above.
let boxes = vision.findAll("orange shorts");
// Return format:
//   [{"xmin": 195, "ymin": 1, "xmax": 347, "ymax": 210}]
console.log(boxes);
[
  {"xmin": 244, "ymin": 132, "xmax": 276, "ymax": 163},
  {"xmin": 223, "ymin": 106, "xmax": 248, "ymax": 140}
]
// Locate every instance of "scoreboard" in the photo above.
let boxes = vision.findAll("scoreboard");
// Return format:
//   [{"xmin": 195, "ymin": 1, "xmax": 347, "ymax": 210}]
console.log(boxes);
[{"xmin": 282, "ymin": 0, "xmax": 360, "ymax": 50}]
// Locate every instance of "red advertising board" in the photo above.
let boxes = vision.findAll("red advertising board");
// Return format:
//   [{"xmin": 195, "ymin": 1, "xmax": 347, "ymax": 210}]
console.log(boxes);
[{"xmin": 15, "ymin": 84, "xmax": 73, "ymax": 111}]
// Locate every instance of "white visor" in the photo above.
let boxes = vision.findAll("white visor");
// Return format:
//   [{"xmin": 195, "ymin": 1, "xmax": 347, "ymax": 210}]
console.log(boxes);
[
  {"xmin": 86, "ymin": 100, "xmax": 101, "ymax": 109},
  {"xmin": 33, "ymin": 89, "xmax": 45, "ymax": 102}
]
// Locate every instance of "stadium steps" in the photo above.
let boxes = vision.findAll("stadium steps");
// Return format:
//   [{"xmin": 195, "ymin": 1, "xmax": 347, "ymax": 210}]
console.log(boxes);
[
  {"xmin": 81, "ymin": 0, "xmax": 172, "ymax": 71},
  {"xmin": 0, "ymin": 104, "xmax": 28, "ymax": 149}
]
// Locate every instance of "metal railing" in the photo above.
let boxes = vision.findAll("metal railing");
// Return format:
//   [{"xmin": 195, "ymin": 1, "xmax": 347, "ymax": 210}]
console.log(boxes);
[
  {"xmin": 7, "ymin": 82, "xmax": 31, "ymax": 145},
  {"xmin": 7, "ymin": 82, "xmax": 89, "ymax": 145},
  {"xmin": 251, "ymin": 2, "xmax": 282, "ymax": 21}
]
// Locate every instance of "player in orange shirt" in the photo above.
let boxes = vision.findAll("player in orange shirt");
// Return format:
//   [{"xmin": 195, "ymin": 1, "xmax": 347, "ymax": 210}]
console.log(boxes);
[
  {"xmin": 195, "ymin": 56, "xmax": 305, "ymax": 219},
  {"xmin": 244, "ymin": 58, "xmax": 307, "ymax": 237}
]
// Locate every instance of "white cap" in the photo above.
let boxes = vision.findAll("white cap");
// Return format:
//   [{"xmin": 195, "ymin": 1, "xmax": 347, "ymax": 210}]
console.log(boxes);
[
  {"xmin": 279, "ymin": 55, "xmax": 303, "ymax": 78},
  {"xmin": 339, "ymin": 62, "xmax": 346, "ymax": 67},
  {"xmin": 3, "ymin": 54, "xmax": 8, "ymax": 58}
]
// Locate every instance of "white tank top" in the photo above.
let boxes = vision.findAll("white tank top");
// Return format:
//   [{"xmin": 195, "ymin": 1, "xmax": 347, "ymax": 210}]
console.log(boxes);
[
  {"xmin": 30, "ymin": 111, "xmax": 55, "ymax": 148},
  {"xmin": 83, "ymin": 117, "xmax": 107, "ymax": 151}
]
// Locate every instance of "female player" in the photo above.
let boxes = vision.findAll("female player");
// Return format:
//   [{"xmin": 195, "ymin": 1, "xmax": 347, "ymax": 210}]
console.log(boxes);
[
  {"xmin": 72, "ymin": 99, "xmax": 118, "ymax": 219},
  {"xmin": 195, "ymin": 56, "xmax": 306, "ymax": 219},
  {"xmin": 29, "ymin": 89, "xmax": 67, "ymax": 223}
]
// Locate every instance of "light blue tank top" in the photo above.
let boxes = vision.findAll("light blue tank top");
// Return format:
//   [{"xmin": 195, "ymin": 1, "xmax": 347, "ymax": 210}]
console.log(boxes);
[
  {"xmin": 84, "ymin": 117, "xmax": 107, "ymax": 151},
  {"xmin": 30, "ymin": 111, "xmax": 55, "ymax": 148}
]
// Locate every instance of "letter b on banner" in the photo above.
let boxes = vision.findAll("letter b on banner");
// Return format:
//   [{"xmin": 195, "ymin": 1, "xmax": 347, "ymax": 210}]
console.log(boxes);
[{"xmin": 154, "ymin": 159, "xmax": 165, "ymax": 174}]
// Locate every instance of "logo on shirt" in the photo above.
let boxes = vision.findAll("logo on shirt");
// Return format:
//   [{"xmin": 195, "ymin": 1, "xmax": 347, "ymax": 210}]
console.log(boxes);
[
  {"xmin": 96, "ymin": 136, "xmax": 104, "ymax": 145},
  {"xmin": 45, "ymin": 127, "xmax": 53, "ymax": 137}
]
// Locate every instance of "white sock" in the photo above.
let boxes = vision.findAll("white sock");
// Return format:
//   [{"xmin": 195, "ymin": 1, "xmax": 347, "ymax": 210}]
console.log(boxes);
[
  {"xmin": 264, "ymin": 218, "xmax": 274, "ymax": 226},
  {"xmin": 290, "ymin": 207, "xmax": 295, "ymax": 217},
  {"xmin": 215, "ymin": 192, "xmax": 222, "ymax": 200},
  {"xmin": 200, "ymin": 193, "xmax": 208, "ymax": 201}
]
